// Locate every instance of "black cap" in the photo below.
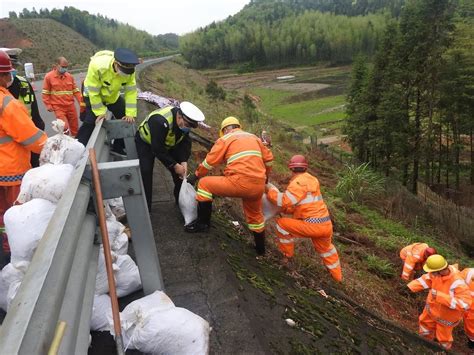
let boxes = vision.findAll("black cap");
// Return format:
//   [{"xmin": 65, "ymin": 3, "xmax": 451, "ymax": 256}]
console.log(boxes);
[{"xmin": 114, "ymin": 48, "xmax": 139, "ymax": 74}]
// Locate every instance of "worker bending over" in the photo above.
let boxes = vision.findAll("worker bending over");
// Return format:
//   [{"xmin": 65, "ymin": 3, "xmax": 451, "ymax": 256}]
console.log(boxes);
[
  {"xmin": 186, "ymin": 117, "xmax": 273, "ymax": 256},
  {"xmin": 266, "ymin": 155, "xmax": 342, "ymax": 282},
  {"xmin": 399, "ymin": 242, "xmax": 436, "ymax": 281},
  {"xmin": 408, "ymin": 255, "xmax": 471, "ymax": 350}
]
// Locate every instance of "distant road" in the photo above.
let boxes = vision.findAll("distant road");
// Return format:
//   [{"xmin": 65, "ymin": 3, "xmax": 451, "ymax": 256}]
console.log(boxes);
[{"xmin": 32, "ymin": 55, "xmax": 176, "ymax": 136}]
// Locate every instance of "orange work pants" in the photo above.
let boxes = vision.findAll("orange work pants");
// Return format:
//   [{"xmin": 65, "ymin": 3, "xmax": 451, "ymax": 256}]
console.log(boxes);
[
  {"xmin": 465, "ymin": 309, "xmax": 474, "ymax": 342},
  {"xmin": 419, "ymin": 306, "xmax": 458, "ymax": 350},
  {"xmin": 0, "ymin": 184, "xmax": 21, "ymax": 253},
  {"xmin": 52, "ymin": 103, "xmax": 79, "ymax": 136},
  {"xmin": 197, "ymin": 175, "xmax": 265, "ymax": 232},
  {"xmin": 275, "ymin": 217, "xmax": 342, "ymax": 282}
]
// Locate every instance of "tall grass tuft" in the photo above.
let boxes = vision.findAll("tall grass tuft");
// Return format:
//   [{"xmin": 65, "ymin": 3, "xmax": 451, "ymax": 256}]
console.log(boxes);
[{"xmin": 335, "ymin": 163, "xmax": 384, "ymax": 202}]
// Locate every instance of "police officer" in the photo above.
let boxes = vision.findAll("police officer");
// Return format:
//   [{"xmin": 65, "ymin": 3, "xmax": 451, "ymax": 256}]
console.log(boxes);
[
  {"xmin": 2, "ymin": 48, "xmax": 45, "ymax": 167},
  {"xmin": 77, "ymin": 48, "xmax": 139, "ymax": 153},
  {"xmin": 136, "ymin": 102, "xmax": 205, "ymax": 211}
]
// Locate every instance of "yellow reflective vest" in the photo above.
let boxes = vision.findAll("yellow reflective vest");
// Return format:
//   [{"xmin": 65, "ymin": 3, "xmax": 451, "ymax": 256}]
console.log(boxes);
[
  {"xmin": 16, "ymin": 75, "xmax": 34, "ymax": 115},
  {"xmin": 139, "ymin": 106, "xmax": 184, "ymax": 148},
  {"xmin": 83, "ymin": 50, "xmax": 137, "ymax": 117}
]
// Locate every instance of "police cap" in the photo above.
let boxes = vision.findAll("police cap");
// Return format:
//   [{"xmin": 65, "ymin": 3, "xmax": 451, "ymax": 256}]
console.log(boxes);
[{"xmin": 114, "ymin": 48, "xmax": 139, "ymax": 74}]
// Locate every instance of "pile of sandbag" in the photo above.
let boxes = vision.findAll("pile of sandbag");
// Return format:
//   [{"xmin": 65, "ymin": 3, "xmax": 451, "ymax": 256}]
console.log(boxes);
[{"xmin": 110, "ymin": 291, "xmax": 210, "ymax": 354}]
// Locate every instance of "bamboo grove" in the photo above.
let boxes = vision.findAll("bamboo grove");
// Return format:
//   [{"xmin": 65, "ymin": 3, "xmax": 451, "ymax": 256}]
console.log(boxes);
[{"xmin": 344, "ymin": 0, "xmax": 474, "ymax": 195}]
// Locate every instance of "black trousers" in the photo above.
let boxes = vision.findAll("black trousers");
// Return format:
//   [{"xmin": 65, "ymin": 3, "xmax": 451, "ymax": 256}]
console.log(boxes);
[
  {"xmin": 76, "ymin": 96, "xmax": 126, "ymax": 152},
  {"xmin": 135, "ymin": 134, "xmax": 184, "ymax": 211}
]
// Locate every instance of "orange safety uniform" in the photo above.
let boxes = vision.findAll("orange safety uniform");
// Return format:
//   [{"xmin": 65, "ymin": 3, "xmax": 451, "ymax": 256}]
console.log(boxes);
[
  {"xmin": 408, "ymin": 265, "xmax": 472, "ymax": 350},
  {"xmin": 267, "ymin": 172, "xmax": 342, "ymax": 282},
  {"xmin": 42, "ymin": 69, "xmax": 85, "ymax": 136},
  {"xmin": 0, "ymin": 87, "xmax": 47, "ymax": 252},
  {"xmin": 399, "ymin": 243, "xmax": 431, "ymax": 280},
  {"xmin": 195, "ymin": 128, "xmax": 273, "ymax": 232},
  {"xmin": 460, "ymin": 268, "xmax": 474, "ymax": 342}
]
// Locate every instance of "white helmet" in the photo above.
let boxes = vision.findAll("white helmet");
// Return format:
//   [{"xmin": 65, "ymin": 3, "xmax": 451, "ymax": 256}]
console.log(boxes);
[{"xmin": 179, "ymin": 101, "xmax": 205, "ymax": 124}]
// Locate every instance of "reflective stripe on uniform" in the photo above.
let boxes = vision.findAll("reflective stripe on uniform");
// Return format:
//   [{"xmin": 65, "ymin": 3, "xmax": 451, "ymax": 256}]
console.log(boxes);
[
  {"xmin": 297, "ymin": 192, "xmax": 322, "ymax": 205},
  {"xmin": 402, "ymin": 272, "xmax": 409, "ymax": 277},
  {"xmin": 125, "ymin": 85, "xmax": 136, "ymax": 91},
  {"xmin": 419, "ymin": 325, "xmax": 431, "ymax": 335},
  {"xmin": 86, "ymin": 86, "xmax": 100, "ymax": 93},
  {"xmin": 91, "ymin": 103, "xmax": 104, "ymax": 110},
  {"xmin": 320, "ymin": 247, "xmax": 337, "ymax": 258},
  {"xmin": 196, "ymin": 189, "xmax": 213, "ymax": 200},
  {"xmin": 466, "ymin": 269, "xmax": 474, "ymax": 285},
  {"xmin": 418, "ymin": 277, "xmax": 429, "ymax": 289},
  {"xmin": 20, "ymin": 130, "xmax": 44, "ymax": 146},
  {"xmin": 0, "ymin": 136, "xmax": 13, "ymax": 144},
  {"xmin": 276, "ymin": 224, "xmax": 289, "ymax": 235},
  {"xmin": 248, "ymin": 222, "xmax": 265, "ymax": 231},
  {"xmin": 202, "ymin": 159, "xmax": 212, "ymax": 170},
  {"xmin": 279, "ymin": 238, "xmax": 294, "ymax": 244},
  {"xmin": 43, "ymin": 90, "xmax": 75, "ymax": 95},
  {"xmin": 227, "ymin": 150, "xmax": 262, "ymax": 164},
  {"xmin": 222, "ymin": 131, "xmax": 253, "ymax": 140},
  {"xmin": 126, "ymin": 103, "xmax": 137, "ymax": 109},
  {"xmin": 284, "ymin": 191, "xmax": 298, "ymax": 205},
  {"xmin": 325, "ymin": 260, "xmax": 340, "ymax": 270},
  {"xmin": 0, "ymin": 95, "xmax": 13, "ymax": 115},
  {"xmin": 305, "ymin": 216, "xmax": 331, "ymax": 223},
  {"xmin": 404, "ymin": 263, "xmax": 414, "ymax": 270},
  {"xmin": 0, "ymin": 174, "xmax": 24, "ymax": 183},
  {"xmin": 449, "ymin": 279, "xmax": 465, "ymax": 309},
  {"xmin": 276, "ymin": 192, "xmax": 284, "ymax": 207}
]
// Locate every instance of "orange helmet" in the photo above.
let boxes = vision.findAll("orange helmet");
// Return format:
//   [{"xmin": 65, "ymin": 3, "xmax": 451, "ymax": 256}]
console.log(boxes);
[
  {"xmin": 424, "ymin": 247, "xmax": 437, "ymax": 259},
  {"xmin": 288, "ymin": 155, "xmax": 308, "ymax": 170},
  {"xmin": 0, "ymin": 51, "xmax": 14, "ymax": 73}
]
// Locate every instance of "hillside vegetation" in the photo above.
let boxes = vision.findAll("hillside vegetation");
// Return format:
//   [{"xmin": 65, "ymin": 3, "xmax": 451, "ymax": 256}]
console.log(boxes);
[
  {"xmin": 0, "ymin": 18, "xmax": 97, "ymax": 72},
  {"xmin": 9, "ymin": 7, "xmax": 179, "ymax": 57}
]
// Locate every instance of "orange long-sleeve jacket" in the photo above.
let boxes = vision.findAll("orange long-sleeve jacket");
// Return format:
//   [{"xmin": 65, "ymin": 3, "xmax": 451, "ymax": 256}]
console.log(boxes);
[
  {"xmin": 399, "ymin": 243, "xmax": 430, "ymax": 280},
  {"xmin": 42, "ymin": 69, "xmax": 84, "ymax": 110},
  {"xmin": 408, "ymin": 266, "xmax": 472, "ymax": 325},
  {"xmin": 0, "ymin": 88, "xmax": 47, "ymax": 186},
  {"xmin": 460, "ymin": 268, "xmax": 474, "ymax": 311},
  {"xmin": 195, "ymin": 128, "xmax": 273, "ymax": 179},
  {"xmin": 267, "ymin": 172, "xmax": 330, "ymax": 220}
]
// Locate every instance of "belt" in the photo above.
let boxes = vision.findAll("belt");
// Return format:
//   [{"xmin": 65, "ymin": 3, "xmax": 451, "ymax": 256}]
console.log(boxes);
[{"xmin": 305, "ymin": 216, "xmax": 331, "ymax": 224}]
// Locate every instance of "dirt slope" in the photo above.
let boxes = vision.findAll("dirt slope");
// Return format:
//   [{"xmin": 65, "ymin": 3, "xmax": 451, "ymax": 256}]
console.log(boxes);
[{"xmin": 0, "ymin": 18, "xmax": 97, "ymax": 72}]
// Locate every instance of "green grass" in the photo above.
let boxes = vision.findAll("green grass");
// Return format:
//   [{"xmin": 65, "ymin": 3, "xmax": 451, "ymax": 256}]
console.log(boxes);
[
  {"xmin": 251, "ymin": 87, "xmax": 346, "ymax": 126},
  {"xmin": 365, "ymin": 254, "xmax": 396, "ymax": 279}
]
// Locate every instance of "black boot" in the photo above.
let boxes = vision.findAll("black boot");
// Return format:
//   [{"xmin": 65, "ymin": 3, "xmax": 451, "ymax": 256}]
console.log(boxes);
[
  {"xmin": 253, "ymin": 231, "xmax": 265, "ymax": 256},
  {"xmin": 468, "ymin": 339, "xmax": 474, "ymax": 349},
  {"xmin": 185, "ymin": 201, "xmax": 212, "ymax": 233}
]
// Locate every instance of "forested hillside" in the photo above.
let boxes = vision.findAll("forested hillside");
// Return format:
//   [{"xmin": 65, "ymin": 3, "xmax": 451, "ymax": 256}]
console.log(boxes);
[
  {"xmin": 180, "ymin": 0, "xmax": 404, "ymax": 68},
  {"xmin": 344, "ymin": 0, "xmax": 474, "ymax": 200},
  {"xmin": 8, "ymin": 7, "xmax": 179, "ymax": 56}
]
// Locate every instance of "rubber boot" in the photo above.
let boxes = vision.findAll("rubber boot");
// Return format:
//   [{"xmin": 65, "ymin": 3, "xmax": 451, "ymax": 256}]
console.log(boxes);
[
  {"xmin": 468, "ymin": 339, "xmax": 474, "ymax": 349},
  {"xmin": 253, "ymin": 231, "xmax": 265, "ymax": 256},
  {"xmin": 185, "ymin": 201, "xmax": 212, "ymax": 233}
]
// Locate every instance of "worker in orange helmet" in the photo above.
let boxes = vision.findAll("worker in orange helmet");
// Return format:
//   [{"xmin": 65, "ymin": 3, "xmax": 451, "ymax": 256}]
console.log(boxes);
[
  {"xmin": 266, "ymin": 155, "xmax": 342, "ymax": 282},
  {"xmin": 0, "ymin": 50, "xmax": 47, "ymax": 266},
  {"xmin": 42, "ymin": 56, "xmax": 85, "ymax": 137},
  {"xmin": 186, "ymin": 116, "xmax": 273, "ymax": 256},
  {"xmin": 459, "ymin": 267, "xmax": 474, "ymax": 349},
  {"xmin": 408, "ymin": 255, "xmax": 472, "ymax": 350},
  {"xmin": 399, "ymin": 243, "xmax": 437, "ymax": 281}
]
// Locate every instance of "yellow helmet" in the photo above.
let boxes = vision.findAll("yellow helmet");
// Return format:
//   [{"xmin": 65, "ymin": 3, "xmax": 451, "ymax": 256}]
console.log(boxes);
[
  {"xmin": 220, "ymin": 116, "xmax": 241, "ymax": 137},
  {"xmin": 423, "ymin": 254, "xmax": 448, "ymax": 273}
]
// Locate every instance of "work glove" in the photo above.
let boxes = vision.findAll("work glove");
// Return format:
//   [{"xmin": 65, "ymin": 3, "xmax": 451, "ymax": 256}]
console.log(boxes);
[{"xmin": 187, "ymin": 173, "xmax": 199, "ymax": 186}]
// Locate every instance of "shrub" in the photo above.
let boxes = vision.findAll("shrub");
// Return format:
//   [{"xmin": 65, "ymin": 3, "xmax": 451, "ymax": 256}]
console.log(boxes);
[
  {"xmin": 365, "ymin": 254, "xmax": 396, "ymax": 279},
  {"xmin": 335, "ymin": 163, "xmax": 384, "ymax": 202}
]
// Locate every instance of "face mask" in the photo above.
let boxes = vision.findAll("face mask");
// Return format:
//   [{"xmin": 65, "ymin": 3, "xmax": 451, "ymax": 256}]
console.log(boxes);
[
  {"xmin": 58, "ymin": 67, "xmax": 68, "ymax": 74},
  {"xmin": 11, "ymin": 69, "xmax": 17, "ymax": 79},
  {"xmin": 180, "ymin": 127, "xmax": 191, "ymax": 134}
]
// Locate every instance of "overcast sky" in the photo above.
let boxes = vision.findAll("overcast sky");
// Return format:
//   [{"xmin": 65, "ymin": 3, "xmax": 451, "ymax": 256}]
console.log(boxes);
[{"xmin": 0, "ymin": 0, "xmax": 251, "ymax": 35}]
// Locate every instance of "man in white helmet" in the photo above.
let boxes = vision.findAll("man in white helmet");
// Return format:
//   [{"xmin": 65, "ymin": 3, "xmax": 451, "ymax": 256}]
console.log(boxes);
[{"xmin": 136, "ymin": 101, "xmax": 205, "ymax": 210}]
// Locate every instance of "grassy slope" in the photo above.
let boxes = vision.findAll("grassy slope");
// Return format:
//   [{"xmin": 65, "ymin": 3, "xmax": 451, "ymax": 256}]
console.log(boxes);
[
  {"xmin": 140, "ymin": 60, "xmax": 471, "ymax": 353},
  {"xmin": 7, "ymin": 18, "xmax": 98, "ymax": 72}
]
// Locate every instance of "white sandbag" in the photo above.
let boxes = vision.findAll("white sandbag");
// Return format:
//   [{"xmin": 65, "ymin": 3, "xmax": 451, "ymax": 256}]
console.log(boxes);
[
  {"xmin": 106, "ymin": 197, "xmax": 126, "ymax": 220},
  {"xmin": 0, "ymin": 270, "xmax": 8, "ymax": 311},
  {"xmin": 91, "ymin": 294, "xmax": 112, "ymax": 331},
  {"xmin": 16, "ymin": 164, "xmax": 74, "ymax": 204},
  {"xmin": 5, "ymin": 199, "xmax": 56, "ymax": 264},
  {"xmin": 117, "ymin": 292, "xmax": 209, "ymax": 354},
  {"xmin": 104, "ymin": 203, "xmax": 116, "ymax": 221},
  {"xmin": 179, "ymin": 178, "xmax": 198, "ymax": 226},
  {"xmin": 106, "ymin": 220, "xmax": 126, "ymax": 240},
  {"xmin": 262, "ymin": 193, "xmax": 281, "ymax": 221},
  {"xmin": 111, "ymin": 232, "xmax": 128, "ymax": 255},
  {"xmin": 39, "ymin": 119, "xmax": 85, "ymax": 166},
  {"xmin": 95, "ymin": 247, "xmax": 118, "ymax": 295},
  {"xmin": 2, "ymin": 261, "xmax": 30, "ymax": 310},
  {"xmin": 115, "ymin": 255, "xmax": 142, "ymax": 297}
]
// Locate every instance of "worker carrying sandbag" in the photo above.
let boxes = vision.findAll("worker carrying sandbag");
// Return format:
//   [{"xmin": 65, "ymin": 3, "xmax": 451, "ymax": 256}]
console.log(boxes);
[
  {"xmin": 186, "ymin": 117, "xmax": 273, "ymax": 256},
  {"xmin": 136, "ymin": 101, "xmax": 205, "ymax": 210},
  {"xmin": 0, "ymin": 50, "xmax": 47, "ymax": 266},
  {"xmin": 265, "ymin": 155, "xmax": 342, "ymax": 282},
  {"xmin": 399, "ymin": 243, "xmax": 436, "ymax": 281},
  {"xmin": 408, "ymin": 255, "xmax": 472, "ymax": 350},
  {"xmin": 459, "ymin": 267, "xmax": 474, "ymax": 349}
]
